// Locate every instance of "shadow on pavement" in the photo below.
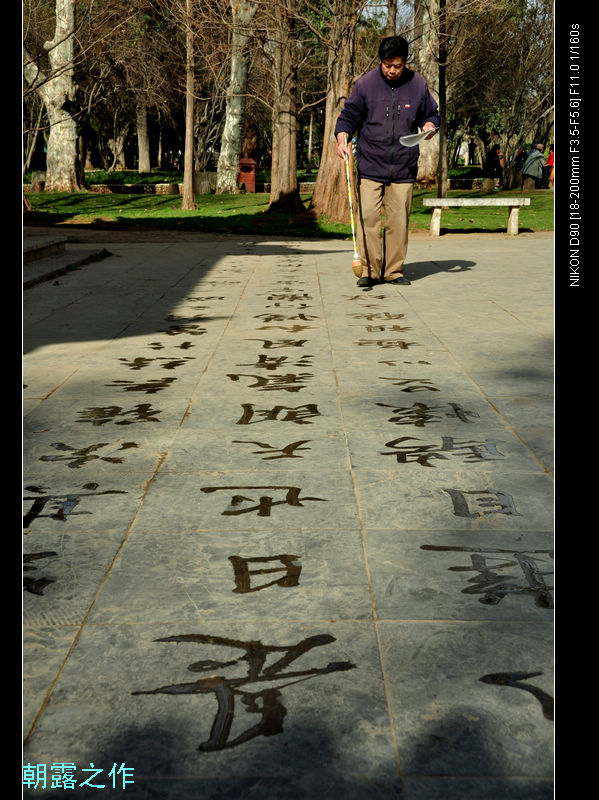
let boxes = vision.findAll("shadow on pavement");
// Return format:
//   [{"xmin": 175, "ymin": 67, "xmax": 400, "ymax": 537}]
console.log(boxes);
[
  {"xmin": 22, "ymin": 708, "xmax": 553, "ymax": 799},
  {"xmin": 403, "ymin": 259, "xmax": 476, "ymax": 281},
  {"xmin": 22, "ymin": 237, "xmax": 348, "ymax": 355}
]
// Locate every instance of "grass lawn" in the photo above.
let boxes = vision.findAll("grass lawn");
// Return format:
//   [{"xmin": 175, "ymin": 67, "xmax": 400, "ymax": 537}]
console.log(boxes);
[{"xmin": 24, "ymin": 186, "xmax": 554, "ymax": 238}]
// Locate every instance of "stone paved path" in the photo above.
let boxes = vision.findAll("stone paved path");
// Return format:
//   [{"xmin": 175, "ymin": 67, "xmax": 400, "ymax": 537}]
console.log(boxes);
[{"xmin": 23, "ymin": 230, "xmax": 554, "ymax": 799}]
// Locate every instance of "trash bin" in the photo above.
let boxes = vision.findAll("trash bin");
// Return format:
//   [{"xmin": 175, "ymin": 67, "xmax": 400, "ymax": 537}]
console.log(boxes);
[{"xmin": 238, "ymin": 158, "xmax": 256, "ymax": 193}]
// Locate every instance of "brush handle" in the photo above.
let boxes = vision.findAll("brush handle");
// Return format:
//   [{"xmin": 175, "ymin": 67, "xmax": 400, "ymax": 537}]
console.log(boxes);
[{"xmin": 343, "ymin": 135, "xmax": 359, "ymax": 259}]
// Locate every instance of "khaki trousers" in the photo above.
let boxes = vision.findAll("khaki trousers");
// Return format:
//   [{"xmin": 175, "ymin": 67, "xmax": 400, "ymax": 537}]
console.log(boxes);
[{"xmin": 357, "ymin": 179, "xmax": 414, "ymax": 281}]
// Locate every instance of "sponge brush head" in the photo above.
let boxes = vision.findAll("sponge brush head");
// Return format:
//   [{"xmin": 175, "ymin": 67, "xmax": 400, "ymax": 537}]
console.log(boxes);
[{"xmin": 352, "ymin": 259, "xmax": 362, "ymax": 278}]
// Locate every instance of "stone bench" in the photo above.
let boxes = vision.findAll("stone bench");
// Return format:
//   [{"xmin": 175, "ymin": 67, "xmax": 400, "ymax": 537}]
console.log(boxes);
[{"xmin": 422, "ymin": 197, "xmax": 531, "ymax": 236}]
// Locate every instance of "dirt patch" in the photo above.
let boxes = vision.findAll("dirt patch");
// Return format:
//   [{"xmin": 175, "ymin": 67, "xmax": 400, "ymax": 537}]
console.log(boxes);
[
  {"xmin": 23, "ymin": 220, "xmax": 553, "ymax": 245},
  {"xmin": 23, "ymin": 221, "xmax": 244, "ymax": 244}
]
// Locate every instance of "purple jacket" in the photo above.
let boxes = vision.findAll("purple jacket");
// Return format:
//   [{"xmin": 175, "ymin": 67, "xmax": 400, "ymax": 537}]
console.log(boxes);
[{"xmin": 335, "ymin": 66, "xmax": 440, "ymax": 184}]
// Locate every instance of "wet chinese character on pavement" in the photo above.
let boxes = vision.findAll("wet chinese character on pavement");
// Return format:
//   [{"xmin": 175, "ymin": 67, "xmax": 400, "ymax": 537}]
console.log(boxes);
[
  {"xmin": 132, "ymin": 633, "xmax": 355, "ymax": 751},
  {"xmin": 147, "ymin": 341, "xmax": 195, "ymax": 350},
  {"xmin": 350, "ymin": 312, "xmax": 406, "ymax": 320},
  {"xmin": 443, "ymin": 488, "xmax": 522, "ymax": 518},
  {"xmin": 200, "ymin": 485, "xmax": 326, "ymax": 517},
  {"xmin": 355, "ymin": 339, "xmax": 418, "ymax": 349},
  {"xmin": 421, "ymin": 544, "xmax": 553, "ymax": 608},
  {"xmin": 236, "ymin": 354, "xmax": 314, "ymax": 371},
  {"xmin": 118, "ymin": 356, "xmax": 195, "ymax": 371},
  {"xmin": 228, "ymin": 554, "xmax": 302, "ymax": 593},
  {"xmin": 254, "ymin": 314, "xmax": 318, "ymax": 323},
  {"xmin": 158, "ymin": 323, "xmax": 207, "ymax": 336},
  {"xmin": 231, "ymin": 439, "xmax": 312, "ymax": 460},
  {"xmin": 377, "ymin": 402, "xmax": 444, "ymax": 427},
  {"xmin": 378, "ymin": 378, "xmax": 439, "ymax": 392},
  {"xmin": 248, "ymin": 339, "xmax": 309, "ymax": 349},
  {"xmin": 479, "ymin": 671, "xmax": 553, "ymax": 720},
  {"xmin": 75, "ymin": 404, "xmax": 162, "ymax": 425},
  {"xmin": 227, "ymin": 373, "xmax": 313, "ymax": 392},
  {"xmin": 23, "ymin": 483, "xmax": 128, "ymax": 529},
  {"xmin": 380, "ymin": 436, "xmax": 504, "ymax": 466},
  {"xmin": 39, "ymin": 441, "xmax": 139, "ymax": 469},
  {"xmin": 23, "ymin": 551, "xmax": 58, "ymax": 595},
  {"xmin": 106, "ymin": 377, "xmax": 177, "ymax": 394},
  {"xmin": 236, "ymin": 404, "xmax": 321, "ymax": 425}
]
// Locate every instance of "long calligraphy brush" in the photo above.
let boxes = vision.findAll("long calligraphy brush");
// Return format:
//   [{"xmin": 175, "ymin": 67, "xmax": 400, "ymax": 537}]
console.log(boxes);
[{"xmin": 343, "ymin": 134, "xmax": 362, "ymax": 278}]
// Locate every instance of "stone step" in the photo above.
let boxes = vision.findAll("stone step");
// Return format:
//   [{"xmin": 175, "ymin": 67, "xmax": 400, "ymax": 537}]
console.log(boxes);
[
  {"xmin": 23, "ymin": 231, "xmax": 112, "ymax": 289},
  {"xmin": 23, "ymin": 233, "xmax": 67, "ymax": 264}
]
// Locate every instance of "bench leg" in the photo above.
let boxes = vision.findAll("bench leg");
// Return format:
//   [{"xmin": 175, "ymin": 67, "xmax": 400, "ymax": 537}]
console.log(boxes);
[
  {"xmin": 430, "ymin": 207, "xmax": 442, "ymax": 236},
  {"xmin": 507, "ymin": 206, "xmax": 520, "ymax": 235}
]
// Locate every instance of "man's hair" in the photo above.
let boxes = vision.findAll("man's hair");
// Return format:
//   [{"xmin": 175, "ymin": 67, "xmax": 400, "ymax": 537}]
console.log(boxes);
[{"xmin": 378, "ymin": 36, "xmax": 409, "ymax": 61}]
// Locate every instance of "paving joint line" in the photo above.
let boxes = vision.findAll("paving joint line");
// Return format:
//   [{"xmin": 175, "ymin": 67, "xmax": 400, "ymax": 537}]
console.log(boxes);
[{"xmin": 317, "ymin": 263, "xmax": 404, "ymax": 778}]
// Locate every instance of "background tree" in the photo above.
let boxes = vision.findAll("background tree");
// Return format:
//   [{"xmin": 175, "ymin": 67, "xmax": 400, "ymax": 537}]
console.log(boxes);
[
  {"xmin": 23, "ymin": 0, "xmax": 553, "ymax": 210},
  {"xmin": 436, "ymin": 0, "xmax": 448, "ymax": 196},
  {"xmin": 307, "ymin": 0, "xmax": 367, "ymax": 223},
  {"xmin": 191, "ymin": 3, "xmax": 230, "ymax": 172},
  {"xmin": 411, "ymin": 0, "xmax": 439, "ymax": 184},
  {"xmin": 23, "ymin": 0, "xmax": 84, "ymax": 191},
  {"xmin": 475, "ymin": 0, "xmax": 553, "ymax": 185},
  {"xmin": 216, "ymin": 0, "xmax": 259, "ymax": 193},
  {"xmin": 266, "ymin": 0, "xmax": 306, "ymax": 213},
  {"xmin": 24, "ymin": 0, "xmax": 182, "ymax": 181},
  {"xmin": 87, "ymin": 1, "xmax": 181, "ymax": 172},
  {"xmin": 386, "ymin": 0, "xmax": 397, "ymax": 35},
  {"xmin": 23, "ymin": 93, "xmax": 46, "ymax": 176},
  {"xmin": 411, "ymin": 0, "xmax": 554, "ymax": 190},
  {"xmin": 181, "ymin": 0, "xmax": 196, "ymax": 208}
]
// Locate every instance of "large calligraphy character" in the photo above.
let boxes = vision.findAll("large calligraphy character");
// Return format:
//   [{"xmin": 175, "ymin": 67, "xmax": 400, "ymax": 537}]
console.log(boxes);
[{"xmin": 132, "ymin": 633, "xmax": 356, "ymax": 750}]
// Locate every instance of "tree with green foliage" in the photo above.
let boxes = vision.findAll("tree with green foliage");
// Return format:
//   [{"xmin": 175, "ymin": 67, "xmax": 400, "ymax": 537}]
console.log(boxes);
[
  {"xmin": 23, "ymin": 0, "xmax": 553, "ymax": 209},
  {"xmin": 23, "ymin": 0, "xmax": 84, "ymax": 191},
  {"xmin": 437, "ymin": 0, "xmax": 554, "ymax": 187}
]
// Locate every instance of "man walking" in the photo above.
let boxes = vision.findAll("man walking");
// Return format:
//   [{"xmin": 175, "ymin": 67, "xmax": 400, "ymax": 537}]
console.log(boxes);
[{"xmin": 335, "ymin": 36, "xmax": 439, "ymax": 287}]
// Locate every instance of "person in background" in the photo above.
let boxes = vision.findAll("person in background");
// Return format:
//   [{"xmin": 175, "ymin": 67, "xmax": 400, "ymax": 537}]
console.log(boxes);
[
  {"xmin": 545, "ymin": 144, "xmax": 554, "ymax": 189},
  {"xmin": 484, "ymin": 144, "xmax": 504, "ymax": 189},
  {"xmin": 522, "ymin": 144, "xmax": 546, "ymax": 189}
]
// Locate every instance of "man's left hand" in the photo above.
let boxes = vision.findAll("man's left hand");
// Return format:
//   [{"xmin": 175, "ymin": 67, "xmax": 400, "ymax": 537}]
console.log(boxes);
[{"xmin": 422, "ymin": 123, "xmax": 437, "ymax": 140}]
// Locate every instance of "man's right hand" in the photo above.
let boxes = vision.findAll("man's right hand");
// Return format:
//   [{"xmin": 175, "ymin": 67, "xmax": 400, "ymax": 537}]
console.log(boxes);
[{"xmin": 336, "ymin": 133, "xmax": 351, "ymax": 159}]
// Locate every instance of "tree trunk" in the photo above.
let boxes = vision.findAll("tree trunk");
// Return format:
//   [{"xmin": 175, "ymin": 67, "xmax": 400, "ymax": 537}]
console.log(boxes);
[
  {"xmin": 194, "ymin": 93, "xmax": 226, "ymax": 171},
  {"xmin": 108, "ymin": 118, "xmax": 129, "ymax": 171},
  {"xmin": 308, "ymin": 1, "xmax": 359, "ymax": 223},
  {"xmin": 182, "ymin": 0, "xmax": 197, "ymax": 209},
  {"xmin": 83, "ymin": 140, "xmax": 94, "ymax": 170},
  {"xmin": 23, "ymin": 0, "xmax": 84, "ymax": 192},
  {"xmin": 216, "ymin": 0, "xmax": 258, "ymax": 194},
  {"xmin": 386, "ymin": 0, "xmax": 397, "ymax": 35},
  {"xmin": 436, "ymin": 0, "xmax": 448, "ymax": 198},
  {"xmin": 23, "ymin": 97, "xmax": 45, "ymax": 175},
  {"xmin": 136, "ymin": 102, "xmax": 151, "ymax": 174},
  {"xmin": 413, "ymin": 0, "xmax": 439, "ymax": 185},
  {"xmin": 269, "ymin": 0, "xmax": 304, "ymax": 214}
]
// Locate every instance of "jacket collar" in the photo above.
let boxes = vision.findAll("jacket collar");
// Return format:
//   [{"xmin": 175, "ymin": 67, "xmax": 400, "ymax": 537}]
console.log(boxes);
[{"xmin": 379, "ymin": 64, "xmax": 413, "ymax": 88}]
